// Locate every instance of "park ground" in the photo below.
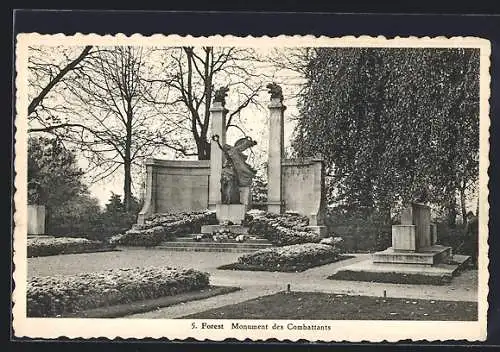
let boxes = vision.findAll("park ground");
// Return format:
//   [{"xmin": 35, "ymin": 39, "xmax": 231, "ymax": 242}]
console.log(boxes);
[{"xmin": 28, "ymin": 248, "xmax": 478, "ymax": 320}]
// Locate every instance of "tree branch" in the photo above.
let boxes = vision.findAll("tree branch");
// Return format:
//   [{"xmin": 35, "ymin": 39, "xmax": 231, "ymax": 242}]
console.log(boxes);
[{"xmin": 28, "ymin": 46, "xmax": 93, "ymax": 116}]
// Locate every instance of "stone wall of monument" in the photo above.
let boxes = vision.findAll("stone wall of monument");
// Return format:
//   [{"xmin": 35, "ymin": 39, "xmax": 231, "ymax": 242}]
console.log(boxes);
[
  {"xmin": 282, "ymin": 158, "xmax": 326, "ymax": 226},
  {"xmin": 138, "ymin": 159, "xmax": 210, "ymax": 223}
]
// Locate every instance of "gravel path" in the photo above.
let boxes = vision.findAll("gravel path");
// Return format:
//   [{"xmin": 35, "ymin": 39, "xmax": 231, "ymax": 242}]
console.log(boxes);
[
  {"xmin": 27, "ymin": 249, "xmax": 478, "ymax": 319},
  {"xmin": 28, "ymin": 248, "xmax": 241, "ymax": 278}
]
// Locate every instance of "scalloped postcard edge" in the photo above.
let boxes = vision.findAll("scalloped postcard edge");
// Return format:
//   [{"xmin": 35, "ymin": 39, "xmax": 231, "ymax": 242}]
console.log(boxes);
[{"xmin": 12, "ymin": 33, "xmax": 491, "ymax": 342}]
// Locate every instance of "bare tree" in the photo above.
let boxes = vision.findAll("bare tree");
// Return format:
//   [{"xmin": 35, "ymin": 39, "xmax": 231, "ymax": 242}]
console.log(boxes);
[
  {"xmin": 146, "ymin": 46, "xmax": 264, "ymax": 160},
  {"xmin": 27, "ymin": 45, "xmax": 93, "ymax": 126},
  {"xmin": 48, "ymin": 46, "xmax": 169, "ymax": 210}
]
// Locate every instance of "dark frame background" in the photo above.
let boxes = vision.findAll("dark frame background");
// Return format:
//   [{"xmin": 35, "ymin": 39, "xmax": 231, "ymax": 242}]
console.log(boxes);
[{"xmin": 9, "ymin": 8, "xmax": 500, "ymax": 350}]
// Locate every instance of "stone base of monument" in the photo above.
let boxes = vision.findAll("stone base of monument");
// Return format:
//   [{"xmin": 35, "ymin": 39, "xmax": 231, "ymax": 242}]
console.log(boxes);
[
  {"xmin": 215, "ymin": 204, "xmax": 246, "ymax": 225},
  {"xmin": 373, "ymin": 245, "xmax": 452, "ymax": 265},
  {"xmin": 330, "ymin": 254, "xmax": 470, "ymax": 285},
  {"xmin": 200, "ymin": 225, "xmax": 249, "ymax": 235},
  {"xmin": 306, "ymin": 225, "xmax": 327, "ymax": 237},
  {"xmin": 27, "ymin": 235, "xmax": 54, "ymax": 239}
]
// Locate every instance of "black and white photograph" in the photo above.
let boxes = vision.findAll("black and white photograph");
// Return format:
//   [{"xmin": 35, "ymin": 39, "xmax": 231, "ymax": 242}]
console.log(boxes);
[{"xmin": 13, "ymin": 34, "xmax": 490, "ymax": 342}]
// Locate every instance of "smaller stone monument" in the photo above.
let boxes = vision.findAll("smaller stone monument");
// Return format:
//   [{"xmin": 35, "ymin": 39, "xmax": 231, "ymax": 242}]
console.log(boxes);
[{"xmin": 332, "ymin": 202, "xmax": 471, "ymax": 284}]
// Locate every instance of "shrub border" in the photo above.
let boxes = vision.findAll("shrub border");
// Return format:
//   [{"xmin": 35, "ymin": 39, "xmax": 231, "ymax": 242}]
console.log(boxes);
[{"xmin": 27, "ymin": 237, "xmax": 117, "ymax": 258}]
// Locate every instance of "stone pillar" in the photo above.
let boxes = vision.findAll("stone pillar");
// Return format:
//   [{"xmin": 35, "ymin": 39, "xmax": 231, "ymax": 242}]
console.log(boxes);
[
  {"xmin": 28, "ymin": 205, "xmax": 46, "ymax": 235},
  {"xmin": 137, "ymin": 159, "xmax": 157, "ymax": 224},
  {"xmin": 208, "ymin": 101, "xmax": 227, "ymax": 210},
  {"xmin": 267, "ymin": 87, "xmax": 285, "ymax": 214}
]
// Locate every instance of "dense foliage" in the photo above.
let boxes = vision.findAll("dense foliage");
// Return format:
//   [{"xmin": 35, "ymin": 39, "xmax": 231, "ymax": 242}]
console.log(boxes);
[
  {"xmin": 28, "ymin": 136, "xmax": 86, "ymax": 207},
  {"xmin": 294, "ymin": 48, "xmax": 480, "ymax": 224},
  {"xmin": 27, "ymin": 237, "xmax": 110, "ymax": 257},
  {"xmin": 46, "ymin": 193, "xmax": 140, "ymax": 242},
  {"xmin": 324, "ymin": 206, "xmax": 392, "ymax": 252},
  {"xmin": 28, "ymin": 138, "xmax": 140, "ymax": 240},
  {"xmin": 27, "ymin": 267, "xmax": 210, "ymax": 317}
]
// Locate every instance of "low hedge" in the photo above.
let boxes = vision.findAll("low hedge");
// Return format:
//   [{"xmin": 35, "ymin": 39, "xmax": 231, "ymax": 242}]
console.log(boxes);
[
  {"xmin": 111, "ymin": 211, "xmax": 217, "ymax": 247},
  {"xmin": 27, "ymin": 266, "xmax": 210, "ymax": 317},
  {"xmin": 219, "ymin": 243, "xmax": 345, "ymax": 272},
  {"xmin": 28, "ymin": 237, "xmax": 111, "ymax": 258},
  {"xmin": 246, "ymin": 211, "xmax": 321, "ymax": 246}
]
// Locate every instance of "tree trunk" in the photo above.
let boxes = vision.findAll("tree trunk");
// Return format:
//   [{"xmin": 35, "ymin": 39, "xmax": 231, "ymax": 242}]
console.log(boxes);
[
  {"xmin": 196, "ymin": 138, "xmax": 210, "ymax": 160},
  {"xmin": 124, "ymin": 108, "xmax": 133, "ymax": 211},
  {"xmin": 123, "ymin": 160, "xmax": 132, "ymax": 211},
  {"xmin": 446, "ymin": 196, "xmax": 457, "ymax": 227},
  {"xmin": 459, "ymin": 183, "xmax": 467, "ymax": 226}
]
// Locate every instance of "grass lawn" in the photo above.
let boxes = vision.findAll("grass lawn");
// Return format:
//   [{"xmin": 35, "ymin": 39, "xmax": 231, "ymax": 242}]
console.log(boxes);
[{"xmin": 181, "ymin": 291, "xmax": 477, "ymax": 321}]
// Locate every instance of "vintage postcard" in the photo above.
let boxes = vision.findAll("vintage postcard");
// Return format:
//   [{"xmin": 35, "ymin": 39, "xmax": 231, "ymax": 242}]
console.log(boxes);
[{"xmin": 13, "ymin": 33, "xmax": 490, "ymax": 342}]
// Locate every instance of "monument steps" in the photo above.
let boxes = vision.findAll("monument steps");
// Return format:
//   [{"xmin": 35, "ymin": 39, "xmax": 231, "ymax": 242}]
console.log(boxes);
[
  {"xmin": 160, "ymin": 240, "xmax": 273, "ymax": 249},
  {"xmin": 176, "ymin": 236, "xmax": 271, "ymax": 244},
  {"xmin": 157, "ymin": 234, "xmax": 273, "ymax": 253},
  {"xmin": 155, "ymin": 245, "xmax": 268, "ymax": 253}
]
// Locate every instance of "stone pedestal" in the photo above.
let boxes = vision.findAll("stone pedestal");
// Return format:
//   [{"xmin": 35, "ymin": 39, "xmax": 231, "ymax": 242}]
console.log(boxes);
[
  {"xmin": 216, "ymin": 204, "xmax": 246, "ymax": 225},
  {"xmin": 392, "ymin": 225, "xmax": 417, "ymax": 252},
  {"xmin": 267, "ymin": 97, "xmax": 285, "ymax": 214},
  {"xmin": 401, "ymin": 202, "xmax": 432, "ymax": 250},
  {"xmin": 208, "ymin": 102, "xmax": 228, "ymax": 210},
  {"xmin": 239, "ymin": 186, "xmax": 252, "ymax": 209},
  {"xmin": 28, "ymin": 205, "xmax": 46, "ymax": 235}
]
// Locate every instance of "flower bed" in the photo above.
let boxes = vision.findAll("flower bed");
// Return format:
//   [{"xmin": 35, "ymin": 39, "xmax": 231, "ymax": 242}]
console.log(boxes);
[
  {"xmin": 28, "ymin": 237, "xmax": 112, "ymax": 258},
  {"xmin": 246, "ymin": 211, "xmax": 321, "ymax": 246},
  {"xmin": 139, "ymin": 211, "xmax": 217, "ymax": 234},
  {"xmin": 219, "ymin": 243, "xmax": 347, "ymax": 272},
  {"xmin": 110, "ymin": 226, "xmax": 165, "ymax": 247},
  {"xmin": 27, "ymin": 266, "xmax": 210, "ymax": 317},
  {"xmin": 111, "ymin": 211, "xmax": 217, "ymax": 247}
]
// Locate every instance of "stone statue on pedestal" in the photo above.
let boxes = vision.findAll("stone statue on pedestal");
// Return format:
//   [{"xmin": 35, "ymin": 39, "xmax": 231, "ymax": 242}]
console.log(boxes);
[
  {"xmin": 213, "ymin": 86, "xmax": 229, "ymax": 104},
  {"xmin": 212, "ymin": 135, "xmax": 257, "ymax": 204}
]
